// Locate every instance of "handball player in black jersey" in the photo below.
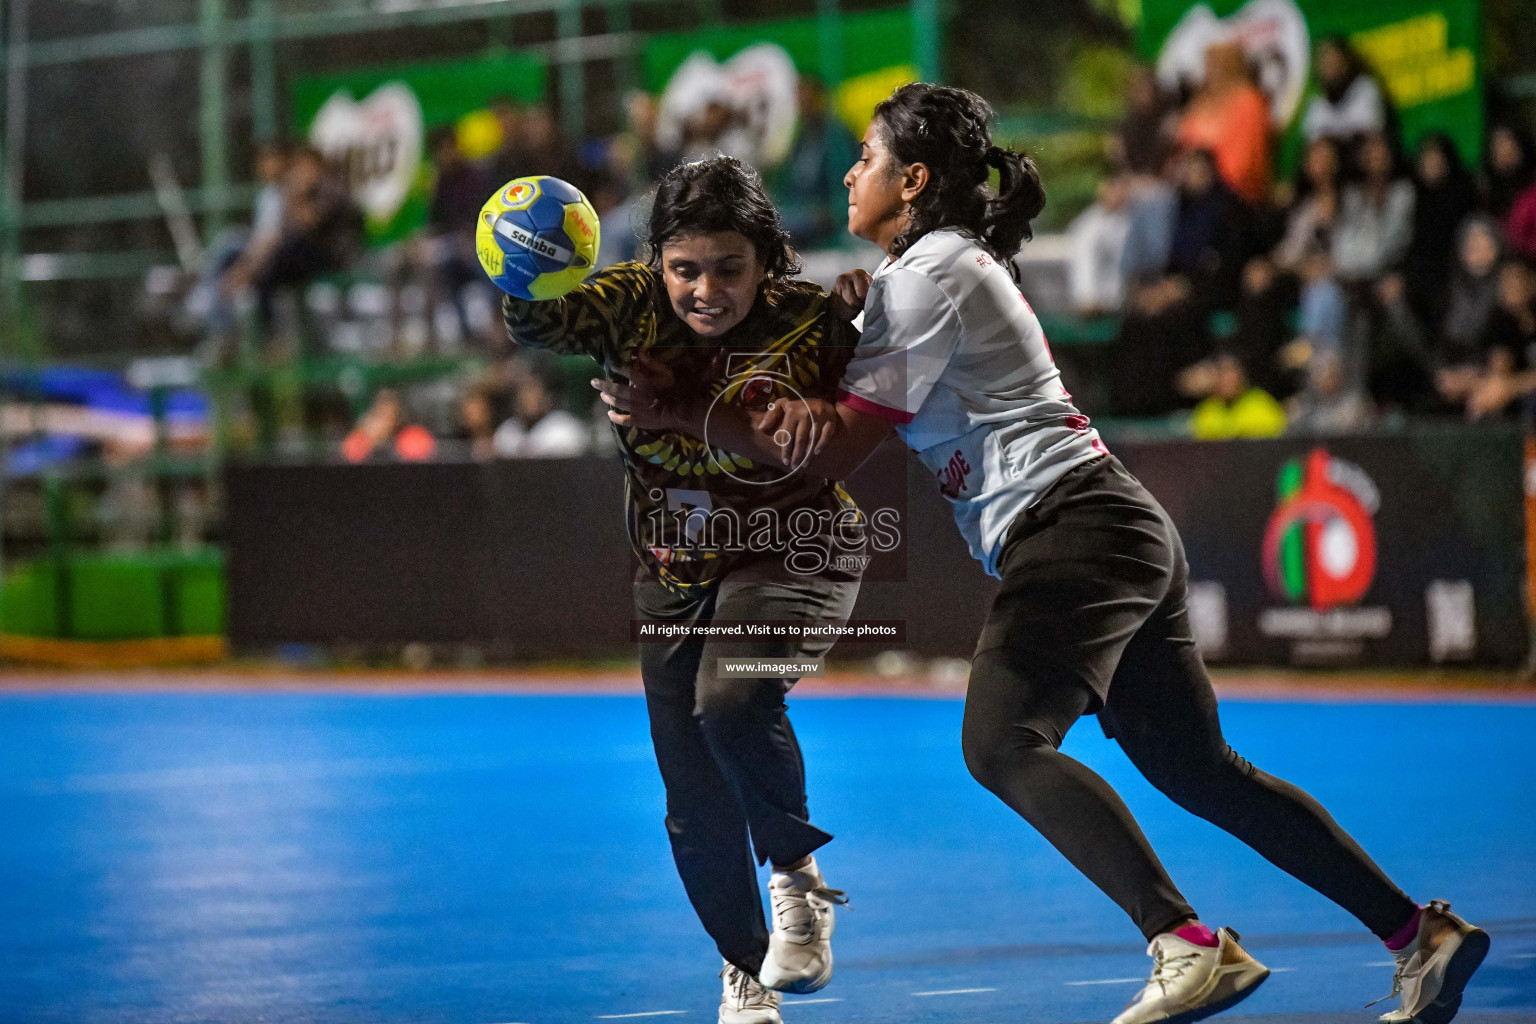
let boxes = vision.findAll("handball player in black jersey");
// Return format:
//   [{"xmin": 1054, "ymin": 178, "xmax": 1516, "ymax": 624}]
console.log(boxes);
[
  {"xmin": 504, "ymin": 156, "xmax": 862, "ymax": 1024},
  {"xmin": 612, "ymin": 88, "xmax": 1488, "ymax": 1024}
]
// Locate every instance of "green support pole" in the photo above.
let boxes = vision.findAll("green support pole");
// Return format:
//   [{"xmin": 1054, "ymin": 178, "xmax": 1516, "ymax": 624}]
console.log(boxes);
[
  {"xmin": 816, "ymin": 0, "xmax": 844, "ymax": 91},
  {"xmin": 0, "ymin": 0, "xmax": 31, "ymax": 629},
  {"xmin": 609, "ymin": 1, "xmax": 634, "ymax": 99},
  {"xmin": 558, "ymin": 0, "xmax": 584, "ymax": 142},
  {"xmin": 250, "ymin": 0, "xmax": 277, "ymax": 143},
  {"xmin": 200, "ymin": 0, "xmax": 229, "ymax": 242},
  {"xmin": 1, "ymin": 0, "xmax": 26, "ymax": 326},
  {"xmin": 488, "ymin": 14, "xmax": 515, "ymax": 52},
  {"xmin": 913, "ymin": 0, "xmax": 940, "ymax": 82}
]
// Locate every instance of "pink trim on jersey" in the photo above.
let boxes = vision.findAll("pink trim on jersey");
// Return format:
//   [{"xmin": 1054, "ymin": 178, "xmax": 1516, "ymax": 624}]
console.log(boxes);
[{"xmin": 836, "ymin": 387, "xmax": 914, "ymax": 425}]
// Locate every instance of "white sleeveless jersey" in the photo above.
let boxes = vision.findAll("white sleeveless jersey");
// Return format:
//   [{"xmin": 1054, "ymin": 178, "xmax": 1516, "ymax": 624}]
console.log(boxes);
[{"xmin": 836, "ymin": 229, "xmax": 1106, "ymax": 577}]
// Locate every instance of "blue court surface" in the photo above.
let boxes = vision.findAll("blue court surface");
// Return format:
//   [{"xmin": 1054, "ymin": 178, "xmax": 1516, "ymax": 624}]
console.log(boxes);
[{"xmin": 2, "ymin": 688, "xmax": 1533, "ymax": 1024}]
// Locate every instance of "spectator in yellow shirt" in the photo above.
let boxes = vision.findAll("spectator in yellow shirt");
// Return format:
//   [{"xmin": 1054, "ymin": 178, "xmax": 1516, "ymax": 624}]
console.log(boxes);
[{"xmin": 1190, "ymin": 353, "xmax": 1287, "ymax": 439}]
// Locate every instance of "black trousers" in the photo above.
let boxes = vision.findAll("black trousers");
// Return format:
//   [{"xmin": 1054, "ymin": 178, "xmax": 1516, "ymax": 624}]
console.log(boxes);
[
  {"xmin": 963, "ymin": 455, "xmax": 1418, "ymax": 941},
  {"xmin": 636, "ymin": 570, "xmax": 859, "ymax": 975}
]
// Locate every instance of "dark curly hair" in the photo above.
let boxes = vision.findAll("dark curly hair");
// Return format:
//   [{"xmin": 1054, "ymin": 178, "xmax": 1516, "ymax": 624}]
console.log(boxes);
[
  {"xmin": 645, "ymin": 155, "xmax": 801, "ymax": 277},
  {"xmin": 872, "ymin": 83, "xmax": 1046, "ymax": 261}
]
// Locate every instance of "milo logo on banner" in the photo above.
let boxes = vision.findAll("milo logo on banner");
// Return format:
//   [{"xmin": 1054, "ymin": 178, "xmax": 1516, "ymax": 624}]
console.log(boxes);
[
  {"xmin": 1140, "ymin": 0, "xmax": 1484, "ymax": 165},
  {"xmin": 310, "ymin": 83, "xmax": 424, "ymax": 229},
  {"xmin": 1156, "ymin": 0, "xmax": 1312, "ymax": 126}
]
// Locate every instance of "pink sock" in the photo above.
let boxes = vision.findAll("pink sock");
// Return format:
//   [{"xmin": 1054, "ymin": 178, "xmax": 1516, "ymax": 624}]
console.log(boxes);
[
  {"xmin": 1385, "ymin": 906, "xmax": 1423, "ymax": 951},
  {"xmin": 1174, "ymin": 922, "xmax": 1219, "ymax": 948}
]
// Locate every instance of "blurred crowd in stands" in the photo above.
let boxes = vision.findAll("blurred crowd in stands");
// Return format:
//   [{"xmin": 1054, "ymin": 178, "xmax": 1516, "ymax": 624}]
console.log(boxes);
[
  {"xmin": 182, "ymin": 40, "xmax": 1536, "ymax": 465},
  {"xmin": 1070, "ymin": 36, "xmax": 1536, "ymax": 437},
  {"xmin": 180, "ymin": 79, "xmax": 858, "ymax": 463}
]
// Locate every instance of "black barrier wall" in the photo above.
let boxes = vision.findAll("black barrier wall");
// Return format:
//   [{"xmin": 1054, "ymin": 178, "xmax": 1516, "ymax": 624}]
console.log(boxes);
[{"xmin": 227, "ymin": 426, "xmax": 1529, "ymax": 666}]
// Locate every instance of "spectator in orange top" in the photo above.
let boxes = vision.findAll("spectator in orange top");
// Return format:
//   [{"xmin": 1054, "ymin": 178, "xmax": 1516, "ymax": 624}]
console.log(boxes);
[{"xmin": 1177, "ymin": 41, "xmax": 1273, "ymax": 205}]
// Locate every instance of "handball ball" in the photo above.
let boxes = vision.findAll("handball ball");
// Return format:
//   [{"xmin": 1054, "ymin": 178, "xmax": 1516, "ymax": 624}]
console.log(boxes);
[{"xmin": 476, "ymin": 175, "xmax": 601, "ymax": 300}]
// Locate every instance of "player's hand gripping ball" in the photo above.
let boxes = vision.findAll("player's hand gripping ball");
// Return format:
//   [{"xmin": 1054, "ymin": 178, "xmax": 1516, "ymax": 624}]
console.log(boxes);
[{"xmin": 476, "ymin": 176, "xmax": 601, "ymax": 300}]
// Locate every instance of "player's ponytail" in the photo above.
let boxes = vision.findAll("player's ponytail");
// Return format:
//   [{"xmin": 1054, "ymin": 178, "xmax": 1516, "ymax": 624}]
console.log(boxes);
[
  {"xmin": 873, "ymin": 83, "xmax": 1045, "ymax": 261},
  {"xmin": 981, "ymin": 144, "xmax": 1046, "ymax": 261}
]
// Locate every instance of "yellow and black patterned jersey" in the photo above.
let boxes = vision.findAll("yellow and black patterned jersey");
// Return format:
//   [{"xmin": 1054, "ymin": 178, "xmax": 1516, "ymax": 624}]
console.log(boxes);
[{"xmin": 502, "ymin": 261, "xmax": 862, "ymax": 595}]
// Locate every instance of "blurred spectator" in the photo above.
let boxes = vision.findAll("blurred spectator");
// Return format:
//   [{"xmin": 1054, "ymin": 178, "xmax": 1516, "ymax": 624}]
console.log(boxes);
[
  {"xmin": 341, "ymin": 388, "xmax": 436, "ymax": 462},
  {"xmin": 1462, "ymin": 260, "xmax": 1536, "ymax": 420},
  {"xmin": 424, "ymin": 126, "xmax": 494, "ymax": 347},
  {"xmin": 451, "ymin": 384, "xmax": 501, "ymax": 460},
  {"xmin": 680, "ymin": 99, "xmax": 754, "ymax": 165},
  {"xmin": 486, "ymin": 97, "xmax": 529, "ymax": 187},
  {"xmin": 1288, "ymin": 350, "xmax": 1371, "ymax": 433},
  {"xmin": 230, "ymin": 145, "xmax": 361, "ymax": 337},
  {"xmin": 1111, "ymin": 65, "xmax": 1178, "ymax": 177},
  {"xmin": 1507, "ymin": 173, "xmax": 1536, "ymax": 262},
  {"xmin": 591, "ymin": 166, "xmax": 643, "ymax": 269},
  {"xmin": 1368, "ymin": 270, "xmax": 1438, "ymax": 413},
  {"xmin": 1165, "ymin": 148, "xmax": 1246, "ymax": 300},
  {"xmin": 1482, "ymin": 123, "xmax": 1535, "ymax": 221},
  {"xmin": 621, "ymin": 90, "xmax": 677, "ymax": 186},
  {"xmin": 188, "ymin": 142, "xmax": 289, "ymax": 344},
  {"xmin": 488, "ymin": 100, "xmax": 580, "ymax": 187},
  {"xmin": 493, "ymin": 367, "xmax": 588, "ymax": 458},
  {"xmin": 1332, "ymin": 130, "xmax": 1414, "ymax": 283},
  {"xmin": 776, "ymin": 77, "xmax": 860, "ymax": 250},
  {"xmin": 1301, "ymin": 37, "xmax": 1389, "ymax": 146},
  {"xmin": 1119, "ymin": 168, "xmax": 1178, "ymax": 286},
  {"xmin": 1115, "ymin": 150, "xmax": 1243, "ymax": 416},
  {"xmin": 1068, "ymin": 175, "xmax": 1133, "ymax": 314},
  {"xmin": 1189, "ymin": 352, "xmax": 1287, "ymax": 438},
  {"xmin": 1176, "ymin": 41, "xmax": 1272, "ymax": 204},
  {"xmin": 1440, "ymin": 216, "xmax": 1505, "ymax": 367},
  {"xmin": 1403, "ymin": 133, "xmax": 1478, "ymax": 328},
  {"xmin": 1228, "ymin": 254, "xmax": 1300, "ymax": 397},
  {"xmin": 520, "ymin": 102, "xmax": 583, "ymax": 186},
  {"xmin": 1272, "ymin": 136, "xmax": 1344, "ymax": 274}
]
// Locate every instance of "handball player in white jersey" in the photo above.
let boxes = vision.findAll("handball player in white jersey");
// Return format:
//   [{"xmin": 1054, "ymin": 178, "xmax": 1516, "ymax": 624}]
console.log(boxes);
[{"xmin": 603, "ymin": 84, "xmax": 1489, "ymax": 1024}]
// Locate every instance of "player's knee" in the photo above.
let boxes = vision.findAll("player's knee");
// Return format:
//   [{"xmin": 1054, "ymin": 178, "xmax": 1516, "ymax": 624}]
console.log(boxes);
[
  {"xmin": 693, "ymin": 678, "xmax": 777, "ymax": 730},
  {"xmin": 664, "ymin": 808, "xmax": 738, "ymax": 842},
  {"xmin": 962, "ymin": 720, "xmax": 1058, "ymax": 792}
]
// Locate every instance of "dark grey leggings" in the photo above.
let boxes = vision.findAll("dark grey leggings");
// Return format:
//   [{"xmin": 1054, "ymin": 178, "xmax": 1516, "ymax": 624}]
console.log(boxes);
[
  {"xmin": 962, "ymin": 456, "xmax": 1418, "ymax": 942},
  {"xmin": 636, "ymin": 571, "xmax": 859, "ymax": 976}
]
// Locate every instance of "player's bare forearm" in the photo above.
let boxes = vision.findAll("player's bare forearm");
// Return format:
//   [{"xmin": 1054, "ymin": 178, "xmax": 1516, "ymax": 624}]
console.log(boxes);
[{"xmin": 674, "ymin": 400, "xmax": 890, "ymax": 482}]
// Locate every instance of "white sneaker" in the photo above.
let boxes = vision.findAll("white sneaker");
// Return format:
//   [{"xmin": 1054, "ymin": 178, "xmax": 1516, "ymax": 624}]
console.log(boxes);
[
  {"xmin": 1372, "ymin": 901, "xmax": 1490, "ymax": 1024},
  {"xmin": 1110, "ymin": 926, "xmax": 1270, "ymax": 1024},
  {"xmin": 719, "ymin": 960, "xmax": 781, "ymax": 1024},
  {"xmin": 757, "ymin": 855, "xmax": 848, "ymax": 994}
]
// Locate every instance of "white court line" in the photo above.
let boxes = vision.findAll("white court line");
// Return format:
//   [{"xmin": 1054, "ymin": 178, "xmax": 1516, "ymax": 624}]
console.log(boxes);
[
  {"xmin": 595, "ymin": 1013, "xmax": 687, "ymax": 1019},
  {"xmin": 788, "ymin": 998, "xmax": 843, "ymax": 1004},
  {"xmin": 1069, "ymin": 966, "xmax": 1295, "ymax": 987},
  {"xmin": 1365, "ymin": 961, "xmax": 1397, "ymax": 967},
  {"xmin": 912, "ymin": 987, "xmax": 996, "ymax": 996},
  {"xmin": 1511, "ymin": 953, "xmax": 1536, "ymax": 959}
]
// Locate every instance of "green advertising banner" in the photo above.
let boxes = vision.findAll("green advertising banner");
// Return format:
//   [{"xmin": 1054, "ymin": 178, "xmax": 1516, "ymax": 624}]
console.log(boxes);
[
  {"xmin": 1137, "ymin": 0, "xmax": 1482, "ymax": 168},
  {"xmin": 291, "ymin": 53, "xmax": 546, "ymax": 245},
  {"xmin": 643, "ymin": 8, "xmax": 920, "ymax": 161}
]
